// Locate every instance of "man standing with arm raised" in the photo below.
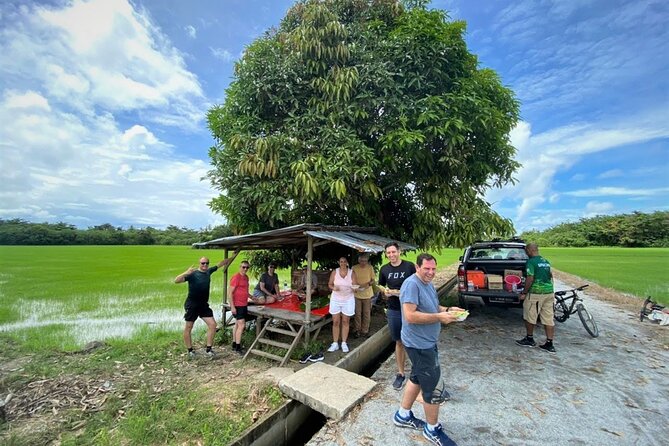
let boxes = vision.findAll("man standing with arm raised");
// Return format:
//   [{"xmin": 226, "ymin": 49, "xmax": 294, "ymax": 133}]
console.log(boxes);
[
  {"xmin": 379, "ymin": 242, "xmax": 415, "ymax": 390},
  {"xmin": 175, "ymin": 255, "xmax": 236, "ymax": 359},
  {"xmin": 393, "ymin": 253, "xmax": 463, "ymax": 446}
]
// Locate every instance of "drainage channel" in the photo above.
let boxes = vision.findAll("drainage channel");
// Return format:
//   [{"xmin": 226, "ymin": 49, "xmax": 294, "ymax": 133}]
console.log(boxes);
[{"xmin": 230, "ymin": 277, "xmax": 457, "ymax": 446}]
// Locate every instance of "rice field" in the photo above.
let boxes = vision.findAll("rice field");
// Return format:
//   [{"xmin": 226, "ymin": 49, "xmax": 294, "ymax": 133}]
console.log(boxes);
[
  {"xmin": 1, "ymin": 245, "xmax": 666, "ymax": 351},
  {"xmin": 0, "ymin": 245, "xmax": 248, "ymax": 350}
]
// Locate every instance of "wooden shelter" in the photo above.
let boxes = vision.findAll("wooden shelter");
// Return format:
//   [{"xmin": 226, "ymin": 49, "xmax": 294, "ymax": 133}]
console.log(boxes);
[{"xmin": 194, "ymin": 223, "xmax": 416, "ymax": 365}]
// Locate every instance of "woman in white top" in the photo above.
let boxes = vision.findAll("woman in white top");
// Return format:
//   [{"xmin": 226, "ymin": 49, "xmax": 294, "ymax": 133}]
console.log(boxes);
[{"xmin": 327, "ymin": 257, "xmax": 358, "ymax": 353}]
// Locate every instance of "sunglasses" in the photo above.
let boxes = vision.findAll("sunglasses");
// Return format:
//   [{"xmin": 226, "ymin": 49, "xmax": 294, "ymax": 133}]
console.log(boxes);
[
  {"xmin": 241, "ymin": 266, "xmax": 249, "ymax": 269},
  {"xmin": 200, "ymin": 262, "xmax": 209, "ymax": 265}
]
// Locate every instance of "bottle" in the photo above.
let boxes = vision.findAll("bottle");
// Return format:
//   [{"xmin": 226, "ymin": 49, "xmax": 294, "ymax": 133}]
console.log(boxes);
[
  {"xmin": 512, "ymin": 283, "xmax": 517, "ymax": 293},
  {"xmin": 283, "ymin": 281, "xmax": 288, "ymax": 292},
  {"xmin": 467, "ymin": 280, "xmax": 474, "ymax": 291}
]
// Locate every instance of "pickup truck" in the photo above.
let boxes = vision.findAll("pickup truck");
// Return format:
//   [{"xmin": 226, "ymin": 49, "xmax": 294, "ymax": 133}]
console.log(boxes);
[{"xmin": 457, "ymin": 239, "xmax": 528, "ymax": 308}]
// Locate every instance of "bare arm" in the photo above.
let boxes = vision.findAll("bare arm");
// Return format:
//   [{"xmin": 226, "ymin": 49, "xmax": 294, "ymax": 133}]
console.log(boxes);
[
  {"xmin": 228, "ymin": 285, "xmax": 237, "ymax": 312},
  {"xmin": 216, "ymin": 249, "xmax": 240, "ymax": 269},
  {"xmin": 328, "ymin": 270, "xmax": 337, "ymax": 291},
  {"xmin": 351, "ymin": 270, "xmax": 358, "ymax": 286},
  {"xmin": 520, "ymin": 275, "xmax": 534, "ymax": 300},
  {"xmin": 174, "ymin": 266, "xmax": 195, "ymax": 283},
  {"xmin": 402, "ymin": 302, "xmax": 457, "ymax": 325}
]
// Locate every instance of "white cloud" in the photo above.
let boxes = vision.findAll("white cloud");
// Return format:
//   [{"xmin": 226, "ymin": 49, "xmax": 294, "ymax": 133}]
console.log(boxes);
[
  {"xmin": 597, "ymin": 169, "xmax": 624, "ymax": 179},
  {"xmin": 565, "ymin": 187, "xmax": 669, "ymax": 198},
  {"xmin": 0, "ymin": 0, "xmax": 207, "ymax": 130},
  {"xmin": 210, "ymin": 47, "xmax": 234, "ymax": 62},
  {"xmin": 493, "ymin": 0, "xmax": 668, "ymax": 115},
  {"xmin": 487, "ymin": 111, "xmax": 669, "ymax": 224},
  {"xmin": 0, "ymin": 0, "xmax": 222, "ymax": 229},
  {"xmin": 584, "ymin": 201, "xmax": 614, "ymax": 217},
  {"xmin": 185, "ymin": 25, "xmax": 197, "ymax": 39}
]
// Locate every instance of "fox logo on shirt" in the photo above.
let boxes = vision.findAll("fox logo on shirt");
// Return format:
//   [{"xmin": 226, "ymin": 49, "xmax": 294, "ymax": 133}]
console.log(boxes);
[{"xmin": 389, "ymin": 272, "xmax": 406, "ymax": 279}]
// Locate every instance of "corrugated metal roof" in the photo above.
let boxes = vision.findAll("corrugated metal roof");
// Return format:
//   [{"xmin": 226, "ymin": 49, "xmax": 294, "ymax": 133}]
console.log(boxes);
[{"xmin": 193, "ymin": 223, "xmax": 416, "ymax": 253}]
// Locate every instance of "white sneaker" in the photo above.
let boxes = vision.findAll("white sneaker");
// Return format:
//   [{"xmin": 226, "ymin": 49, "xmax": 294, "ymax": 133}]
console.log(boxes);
[
  {"xmin": 327, "ymin": 342, "xmax": 339, "ymax": 352},
  {"xmin": 341, "ymin": 342, "xmax": 349, "ymax": 353}
]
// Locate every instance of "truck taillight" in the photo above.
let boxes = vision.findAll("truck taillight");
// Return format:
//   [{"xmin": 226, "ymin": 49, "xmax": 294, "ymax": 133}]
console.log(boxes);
[{"xmin": 457, "ymin": 265, "xmax": 465, "ymax": 291}]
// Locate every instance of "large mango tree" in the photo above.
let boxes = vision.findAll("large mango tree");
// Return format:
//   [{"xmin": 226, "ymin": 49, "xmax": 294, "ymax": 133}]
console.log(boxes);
[{"xmin": 206, "ymin": 0, "xmax": 520, "ymax": 249}]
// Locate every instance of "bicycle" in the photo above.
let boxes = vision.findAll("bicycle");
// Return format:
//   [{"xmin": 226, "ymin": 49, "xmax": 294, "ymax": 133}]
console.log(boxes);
[
  {"xmin": 553, "ymin": 284, "xmax": 599, "ymax": 338},
  {"xmin": 639, "ymin": 296, "xmax": 666, "ymax": 323}
]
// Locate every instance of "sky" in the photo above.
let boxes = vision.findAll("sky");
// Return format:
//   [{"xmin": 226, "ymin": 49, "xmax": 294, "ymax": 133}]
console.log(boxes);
[{"xmin": 1, "ymin": 0, "xmax": 667, "ymax": 233}]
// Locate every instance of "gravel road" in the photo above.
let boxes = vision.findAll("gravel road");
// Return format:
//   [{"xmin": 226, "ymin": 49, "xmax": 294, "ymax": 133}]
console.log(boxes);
[{"xmin": 309, "ymin": 278, "xmax": 669, "ymax": 446}]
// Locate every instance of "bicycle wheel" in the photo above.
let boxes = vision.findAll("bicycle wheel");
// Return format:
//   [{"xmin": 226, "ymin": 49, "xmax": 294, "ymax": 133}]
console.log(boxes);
[
  {"xmin": 577, "ymin": 303, "xmax": 599, "ymax": 337},
  {"xmin": 553, "ymin": 300, "xmax": 569, "ymax": 323}
]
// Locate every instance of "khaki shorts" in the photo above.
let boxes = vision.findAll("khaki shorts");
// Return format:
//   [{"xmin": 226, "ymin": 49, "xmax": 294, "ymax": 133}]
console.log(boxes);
[{"xmin": 523, "ymin": 293, "xmax": 555, "ymax": 326}]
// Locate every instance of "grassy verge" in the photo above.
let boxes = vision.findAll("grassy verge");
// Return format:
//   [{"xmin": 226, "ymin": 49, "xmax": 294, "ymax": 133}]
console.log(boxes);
[{"xmin": 0, "ymin": 327, "xmax": 284, "ymax": 445}]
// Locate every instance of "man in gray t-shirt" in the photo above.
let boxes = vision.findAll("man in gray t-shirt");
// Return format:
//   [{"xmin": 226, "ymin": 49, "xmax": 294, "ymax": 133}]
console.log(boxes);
[{"xmin": 393, "ymin": 253, "xmax": 464, "ymax": 446}]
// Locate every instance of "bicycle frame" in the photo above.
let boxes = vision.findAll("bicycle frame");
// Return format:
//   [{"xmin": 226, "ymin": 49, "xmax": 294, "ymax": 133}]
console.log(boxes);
[
  {"xmin": 554, "ymin": 285, "xmax": 588, "ymax": 322},
  {"xmin": 553, "ymin": 284, "xmax": 598, "ymax": 337}
]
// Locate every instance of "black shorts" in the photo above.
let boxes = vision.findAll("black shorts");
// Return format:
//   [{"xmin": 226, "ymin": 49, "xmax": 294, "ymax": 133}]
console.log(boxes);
[
  {"xmin": 405, "ymin": 345, "xmax": 441, "ymax": 404},
  {"xmin": 184, "ymin": 304, "xmax": 214, "ymax": 322},
  {"xmin": 233, "ymin": 305, "xmax": 249, "ymax": 320}
]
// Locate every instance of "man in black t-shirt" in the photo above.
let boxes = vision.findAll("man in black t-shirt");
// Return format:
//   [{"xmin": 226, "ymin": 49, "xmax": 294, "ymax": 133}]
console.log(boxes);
[
  {"xmin": 379, "ymin": 242, "xmax": 415, "ymax": 390},
  {"xmin": 175, "ymin": 253, "xmax": 237, "ymax": 358}
]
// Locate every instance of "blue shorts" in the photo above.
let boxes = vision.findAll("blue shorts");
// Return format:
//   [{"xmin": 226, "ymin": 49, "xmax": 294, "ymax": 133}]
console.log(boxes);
[
  {"xmin": 387, "ymin": 308, "xmax": 402, "ymax": 342},
  {"xmin": 405, "ymin": 345, "xmax": 441, "ymax": 404}
]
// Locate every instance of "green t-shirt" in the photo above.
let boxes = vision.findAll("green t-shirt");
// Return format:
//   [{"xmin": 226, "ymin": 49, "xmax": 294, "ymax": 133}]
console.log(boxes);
[{"xmin": 526, "ymin": 255, "xmax": 553, "ymax": 294}]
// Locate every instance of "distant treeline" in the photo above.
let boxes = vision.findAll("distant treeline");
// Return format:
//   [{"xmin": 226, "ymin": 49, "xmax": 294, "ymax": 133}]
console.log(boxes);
[
  {"xmin": 0, "ymin": 220, "xmax": 233, "ymax": 245},
  {"xmin": 520, "ymin": 211, "xmax": 669, "ymax": 247}
]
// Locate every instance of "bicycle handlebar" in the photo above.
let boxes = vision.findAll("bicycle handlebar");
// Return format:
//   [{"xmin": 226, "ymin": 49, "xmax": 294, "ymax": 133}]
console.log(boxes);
[{"xmin": 554, "ymin": 284, "xmax": 589, "ymax": 297}]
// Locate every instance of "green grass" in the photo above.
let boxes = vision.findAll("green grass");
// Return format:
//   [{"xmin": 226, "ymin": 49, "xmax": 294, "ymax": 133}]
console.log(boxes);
[{"xmin": 542, "ymin": 247, "xmax": 669, "ymax": 304}]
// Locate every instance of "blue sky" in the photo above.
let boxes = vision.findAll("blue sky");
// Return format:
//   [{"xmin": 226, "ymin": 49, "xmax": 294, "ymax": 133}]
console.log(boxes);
[{"xmin": 1, "ymin": 0, "xmax": 667, "ymax": 233}]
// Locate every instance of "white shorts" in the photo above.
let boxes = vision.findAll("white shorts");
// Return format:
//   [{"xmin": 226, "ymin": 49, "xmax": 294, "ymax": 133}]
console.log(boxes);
[{"xmin": 329, "ymin": 298, "xmax": 355, "ymax": 316}]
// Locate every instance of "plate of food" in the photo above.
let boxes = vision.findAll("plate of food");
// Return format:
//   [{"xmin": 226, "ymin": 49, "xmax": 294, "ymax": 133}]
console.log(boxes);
[
  {"xmin": 378, "ymin": 285, "xmax": 400, "ymax": 295},
  {"xmin": 450, "ymin": 309, "xmax": 469, "ymax": 322}
]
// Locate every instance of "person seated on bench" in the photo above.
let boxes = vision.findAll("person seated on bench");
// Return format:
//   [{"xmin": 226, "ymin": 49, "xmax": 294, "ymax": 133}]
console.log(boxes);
[
  {"xmin": 250, "ymin": 264, "xmax": 279, "ymax": 304},
  {"xmin": 296, "ymin": 267, "xmax": 322, "ymax": 301}
]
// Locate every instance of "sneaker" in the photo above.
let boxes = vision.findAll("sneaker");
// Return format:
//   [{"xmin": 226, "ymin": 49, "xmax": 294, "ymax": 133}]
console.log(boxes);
[
  {"xmin": 423, "ymin": 423, "xmax": 457, "ymax": 446},
  {"xmin": 393, "ymin": 410, "xmax": 426, "ymax": 430},
  {"xmin": 341, "ymin": 342, "xmax": 349, "ymax": 353},
  {"xmin": 327, "ymin": 342, "xmax": 339, "ymax": 352},
  {"xmin": 515, "ymin": 336, "xmax": 536, "ymax": 347},
  {"xmin": 308, "ymin": 352, "xmax": 324, "ymax": 362},
  {"xmin": 539, "ymin": 342, "xmax": 556, "ymax": 353},
  {"xmin": 236, "ymin": 345, "xmax": 246, "ymax": 356},
  {"xmin": 205, "ymin": 349, "xmax": 215, "ymax": 358},
  {"xmin": 299, "ymin": 353, "xmax": 311, "ymax": 364},
  {"xmin": 392, "ymin": 373, "xmax": 406, "ymax": 390},
  {"xmin": 188, "ymin": 350, "xmax": 197, "ymax": 360}
]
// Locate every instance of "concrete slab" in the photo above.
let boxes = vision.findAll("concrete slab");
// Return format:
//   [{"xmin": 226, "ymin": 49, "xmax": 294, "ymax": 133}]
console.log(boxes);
[
  {"xmin": 278, "ymin": 362, "xmax": 377, "ymax": 420},
  {"xmin": 262, "ymin": 367, "xmax": 295, "ymax": 385}
]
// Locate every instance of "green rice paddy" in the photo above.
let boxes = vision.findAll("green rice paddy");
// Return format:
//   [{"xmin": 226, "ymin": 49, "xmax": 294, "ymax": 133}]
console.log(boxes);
[{"xmin": 0, "ymin": 245, "xmax": 666, "ymax": 351}]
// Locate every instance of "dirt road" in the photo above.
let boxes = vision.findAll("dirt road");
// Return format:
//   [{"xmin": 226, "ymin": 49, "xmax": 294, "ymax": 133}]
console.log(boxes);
[{"xmin": 309, "ymin": 277, "xmax": 669, "ymax": 446}]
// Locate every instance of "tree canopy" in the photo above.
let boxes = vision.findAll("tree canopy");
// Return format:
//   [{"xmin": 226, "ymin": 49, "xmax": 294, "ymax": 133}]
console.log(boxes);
[
  {"xmin": 520, "ymin": 211, "xmax": 669, "ymax": 248},
  {"xmin": 207, "ymin": 0, "xmax": 520, "ymax": 248}
]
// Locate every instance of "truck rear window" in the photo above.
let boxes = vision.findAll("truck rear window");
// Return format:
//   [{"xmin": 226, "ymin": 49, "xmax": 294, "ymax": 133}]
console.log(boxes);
[{"xmin": 469, "ymin": 247, "xmax": 527, "ymax": 260}]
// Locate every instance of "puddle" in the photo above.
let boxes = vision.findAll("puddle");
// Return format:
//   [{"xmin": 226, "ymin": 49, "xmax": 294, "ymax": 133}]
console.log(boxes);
[{"xmin": 0, "ymin": 297, "xmax": 223, "ymax": 345}]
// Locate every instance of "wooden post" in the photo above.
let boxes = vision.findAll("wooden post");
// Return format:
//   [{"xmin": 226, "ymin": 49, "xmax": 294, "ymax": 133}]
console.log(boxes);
[
  {"xmin": 222, "ymin": 249, "xmax": 229, "ymax": 327},
  {"xmin": 305, "ymin": 235, "xmax": 314, "ymax": 343}
]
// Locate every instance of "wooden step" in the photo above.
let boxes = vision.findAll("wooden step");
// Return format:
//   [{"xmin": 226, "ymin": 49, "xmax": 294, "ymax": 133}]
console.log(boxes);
[
  {"xmin": 258, "ymin": 338, "xmax": 292, "ymax": 349},
  {"xmin": 266, "ymin": 326, "xmax": 298, "ymax": 336},
  {"xmin": 248, "ymin": 349, "xmax": 283, "ymax": 362}
]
